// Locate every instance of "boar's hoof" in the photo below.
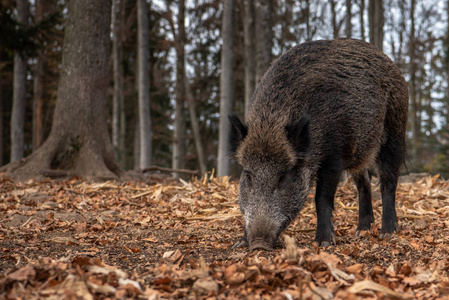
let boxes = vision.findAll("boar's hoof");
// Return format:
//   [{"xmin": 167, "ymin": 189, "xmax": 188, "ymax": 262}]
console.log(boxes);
[
  {"xmin": 315, "ymin": 233, "xmax": 336, "ymax": 247},
  {"xmin": 232, "ymin": 239, "xmax": 248, "ymax": 249},
  {"xmin": 355, "ymin": 230, "xmax": 369, "ymax": 237},
  {"xmin": 379, "ymin": 232, "xmax": 396, "ymax": 239}
]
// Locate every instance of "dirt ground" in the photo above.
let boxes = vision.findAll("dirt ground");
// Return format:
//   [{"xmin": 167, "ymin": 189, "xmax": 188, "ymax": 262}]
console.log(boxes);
[{"xmin": 1, "ymin": 173, "xmax": 449, "ymax": 299}]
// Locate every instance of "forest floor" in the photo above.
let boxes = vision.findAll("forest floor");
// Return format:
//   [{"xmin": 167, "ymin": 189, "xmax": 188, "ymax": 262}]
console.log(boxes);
[{"xmin": 1, "ymin": 172, "xmax": 449, "ymax": 299}]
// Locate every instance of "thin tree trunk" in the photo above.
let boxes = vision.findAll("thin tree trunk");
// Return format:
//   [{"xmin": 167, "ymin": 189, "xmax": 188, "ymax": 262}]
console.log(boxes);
[
  {"xmin": 111, "ymin": 0, "xmax": 124, "ymax": 163},
  {"xmin": 33, "ymin": 55, "xmax": 44, "ymax": 151},
  {"xmin": 255, "ymin": 0, "xmax": 272, "ymax": 84},
  {"xmin": 409, "ymin": 0, "xmax": 419, "ymax": 153},
  {"xmin": 304, "ymin": 0, "xmax": 312, "ymax": 41},
  {"xmin": 345, "ymin": 0, "xmax": 352, "ymax": 38},
  {"xmin": 137, "ymin": 0, "xmax": 152, "ymax": 169},
  {"xmin": 33, "ymin": 0, "xmax": 51, "ymax": 151},
  {"xmin": 446, "ymin": 0, "xmax": 449, "ymax": 140},
  {"xmin": 134, "ymin": 117, "xmax": 140, "ymax": 170},
  {"xmin": 185, "ymin": 74, "xmax": 206, "ymax": 175},
  {"xmin": 172, "ymin": 0, "xmax": 187, "ymax": 178},
  {"xmin": 243, "ymin": 0, "xmax": 256, "ymax": 116},
  {"xmin": 11, "ymin": 0, "xmax": 29, "ymax": 162},
  {"xmin": 368, "ymin": 0, "xmax": 383, "ymax": 51},
  {"xmin": 359, "ymin": 0, "xmax": 365, "ymax": 41},
  {"xmin": 330, "ymin": 0, "xmax": 339, "ymax": 39},
  {"xmin": 217, "ymin": 0, "xmax": 235, "ymax": 177},
  {"xmin": 119, "ymin": 0, "xmax": 126, "ymax": 169},
  {"xmin": 0, "ymin": 71, "xmax": 3, "ymax": 166}
]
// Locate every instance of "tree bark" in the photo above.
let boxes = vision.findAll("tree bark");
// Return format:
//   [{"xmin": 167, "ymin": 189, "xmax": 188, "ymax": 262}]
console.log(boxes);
[
  {"xmin": 368, "ymin": 0, "xmax": 384, "ymax": 51},
  {"xmin": 185, "ymin": 74, "xmax": 206, "ymax": 175},
  {"xmin": 409, "ymin": 0, "xmax": 419, "ymax": 155},
  {"xmin": 446, "ymin": 0, "xmax": 449, "ymax": 140},
  {"xmin": 1, "ymin": 0, "xmax": 121, "ymax": 181},
  {"xmin": 243, "ymin": 0, "xmax": 256, "ymax": 116},
  {"xmin": 111, "ymin": 0, "xmax": 123, "ymax": 161},
  {"xmin": 0, "ymin": 71, "xmax": 3, "ymax": 166},
  {"xmin": 11, "ymin": 0, "xmax": 29, "ymax": 162},
  {"xmin": 345, "ymin": 0, "xmax": 352, "ymax": 38},
  {"xmin": 137, "ymin": 0, "xmax": 152, "ymax": 169},
  {"xmin": 255, "ymin": 0, "xmax": 272, "ymax": 84},
  {"xmin": 217, "ymin": 0, "xmax": 235, "ymax": 177},
  {"xmin": 330, "ymin": 0, "xmax": 339, "ymax": 39},
  {"xmin": 32, "ymin": 0, "xmax": 53, "ymax": 151},
  {"xmin": 172, "ymin": 0, "xmax": 187, "ymax": 178},
  {"xmin": 359, "ymin": 0, "xmax": 366, "ymax": 41}
]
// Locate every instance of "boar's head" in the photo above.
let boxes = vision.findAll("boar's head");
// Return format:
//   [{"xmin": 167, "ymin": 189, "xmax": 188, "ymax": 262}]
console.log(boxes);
[{"xmin": 229, "ymin": 114, "xmax": 312, "ymax": 250}]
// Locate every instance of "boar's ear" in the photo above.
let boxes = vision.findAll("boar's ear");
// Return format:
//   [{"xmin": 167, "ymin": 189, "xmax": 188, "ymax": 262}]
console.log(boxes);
[
  {"xmin": 228, "ymin": 114, "xmax": 248, "ymax": 156},
  {"xmin": 285, "ymin": 115, "xmax": 310, "ymax": 159}
]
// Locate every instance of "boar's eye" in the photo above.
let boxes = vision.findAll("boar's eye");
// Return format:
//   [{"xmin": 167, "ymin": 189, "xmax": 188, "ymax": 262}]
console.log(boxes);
[
  {"xmin": 244, "ymin": 171, "xmax": 253, "ymax": 186},
  {"xmin": 278, "ymin": 173, "xmax": 288, "ymax": 188}
]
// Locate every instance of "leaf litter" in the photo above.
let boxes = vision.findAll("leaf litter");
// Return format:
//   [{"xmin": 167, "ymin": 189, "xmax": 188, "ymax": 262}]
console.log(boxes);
[{"xmin": 1, "ymin": 172, "xmax": 449, "ymax": 299}]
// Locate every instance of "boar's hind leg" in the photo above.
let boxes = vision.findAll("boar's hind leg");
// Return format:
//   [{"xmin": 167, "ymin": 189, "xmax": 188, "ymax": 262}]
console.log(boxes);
[
  {"xmin": 353, "ymin": 169, "xmax": 374, "ymax": 236},
  {"xmin": 377, "ymin": 138, "xmax": 402, "ymax": 238},
  {"xmin": 314, "ymin": 157, "xmax": 343, "ymax": 246}
]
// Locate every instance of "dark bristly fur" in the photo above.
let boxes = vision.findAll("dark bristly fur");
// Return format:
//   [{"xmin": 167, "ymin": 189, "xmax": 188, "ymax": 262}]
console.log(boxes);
[{"xmin": 229, "ymin": 38, "xmax": 408, "ymax": 250}]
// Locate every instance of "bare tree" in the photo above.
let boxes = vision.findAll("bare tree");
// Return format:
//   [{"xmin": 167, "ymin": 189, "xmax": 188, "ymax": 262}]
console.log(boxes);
[
  {"xmin": 330, "ymin": 0, "xmax": 339, "ymax": 38},
  {"xmin": 137, "ymin": 0, "xmax": 152, "ymax": 169},
  {"xmin": 185, "ymin": 74, "xmax": 206, "ymax": 175},
  {"xmin": 2, "ymin": 0, "xmax": 120, "ymax": 181},
  {"xmin": 359, "ymin": 0, "xmax": 366, "ymax": 41},
  {"xmin": 255, "ymin": 0, "xmax": 272, "ymax": 84},
  {"xmin": 345, "ymin": 0, "xmax": 352, "ymax": 37},
  {"xmin": 33, "ymin": 0, "xmax": 44, "ymax": 151},
  {"xmin": 243, "ymin": 0, "xmax": 256, "ymax": 116},
  {"xmin": 368, "ymin": 0, "xmax": 384, "ymax": 50},
  {"xmin": 172, "ymin": 0, "xmax": 187, "ymax": 178},
  {"xmin": 409, "ymin": 0, "xmax": 419, "ymax": 150},
  {"xmin": 111, "ymin": 0, "xmax": 124, "ymax": 163},
  {"xmin": 217, "ymin": 0, "xmax": 235, "ymax": 177},
  {"xmin": 11, "ymin": 0, "xmax": 29, "ymax": 162}
]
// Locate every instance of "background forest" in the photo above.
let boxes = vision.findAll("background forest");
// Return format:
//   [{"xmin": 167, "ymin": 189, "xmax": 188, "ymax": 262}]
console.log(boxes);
[{"xmin": 1, "ymin": 0, "xmax": 449, "ymax": 179}]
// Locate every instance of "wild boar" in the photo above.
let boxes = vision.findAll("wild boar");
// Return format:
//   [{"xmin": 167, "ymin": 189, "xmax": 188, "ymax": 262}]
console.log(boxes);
[{"xmin": 229, "ymin": 38, "xmax": 408, "ymax": 250}]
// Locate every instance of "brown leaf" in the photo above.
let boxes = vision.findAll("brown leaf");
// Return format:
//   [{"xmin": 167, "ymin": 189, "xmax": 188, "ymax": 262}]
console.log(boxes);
[
  {"xmin": 7, "ymin": 264, "xmax": 36, "ymax": 281},
  {"xmin": 192, "ymin": 277, "xmax": 218, "ymax": 295},
  {"xmin": 345, "ymin": 263, "xmax": 364, "ymax": 274}
]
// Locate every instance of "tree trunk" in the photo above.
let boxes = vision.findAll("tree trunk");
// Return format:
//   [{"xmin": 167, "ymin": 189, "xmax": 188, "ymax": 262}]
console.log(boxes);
[
  {"xmin": 243, "ymin": 0, "xmax": 256, "ymax": 116},
  {"xmin": 137, "ymin": 0, "xmax": 152, "ymax": 169},
  {"xmin": 368, "ymin": 0, "xmax": 383, "ymax": 51},
  {"xmin": 1, "ymin": 0, "xmax": 121, "ymax": 181},
  {"xmin": 11, "ymin": 0, "xmax": 29, "ymax": 162},
  {"xmin": 446, "ymin": 0, "xmax": 449, "ymax": 142},
  {"xmin": 0, "ymin": 72, "xmax": 3, "ymax": 166},
  {"xmin": 330, "ymin": 0, "xmax": 339, "ymax": 39},
  {"xmin": 409, "ymin": 0, "xmax": 419, "ymax": 158},
  {"xmin": 185, "ymin": 74, "xmax": 206, "ymax": 175},
  {"xmin": 255, "ymin": 0, "xmax": 272, "ymax": 84},
  {"xmin": 172, "ymin": 0, "xmax": 187, "ymax": 178},
  {"xmin": 359, "ymin": 0, "xmax": 365, "ymax": 41},
  {"xmin": 345, "ymin": 0, "xmax": 352, "ymax": 38},
  {"xmin": 217, "ymin": 0, "xmax": 235, "ymax": 177},
  {"xmin": 32, "ymin": 0, "xmax": 52, "ymax": 151},
  {"xmin": 111, "ymin": 0, "xmax": 125, "ymax": 167}
]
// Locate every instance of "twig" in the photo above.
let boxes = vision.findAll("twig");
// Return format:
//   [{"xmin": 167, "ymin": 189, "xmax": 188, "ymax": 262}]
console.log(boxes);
[{"xmin": 142, "ymin": 166, "xmax": 200, "ymax": 176}]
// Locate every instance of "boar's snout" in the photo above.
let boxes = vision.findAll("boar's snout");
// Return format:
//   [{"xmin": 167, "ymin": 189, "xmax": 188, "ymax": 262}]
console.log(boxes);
[
  {"xmin": 246, "ymin": 214, "xmax": 283, "ymax": 251},
  {"xmin": 250, "ymin": 238, "xmax": 274, "ymax": 251}
]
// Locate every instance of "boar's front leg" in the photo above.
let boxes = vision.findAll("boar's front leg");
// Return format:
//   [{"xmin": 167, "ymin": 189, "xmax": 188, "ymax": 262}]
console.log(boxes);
[{"xmin": 314, "ymin": 156, "xmax": 343, "ymax": 246}]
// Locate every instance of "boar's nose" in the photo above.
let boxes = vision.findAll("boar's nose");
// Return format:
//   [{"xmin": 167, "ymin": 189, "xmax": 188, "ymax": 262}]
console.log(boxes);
[{"xmin": 249, "ymin": 238, "xmax": 274, "ymax": 251}]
